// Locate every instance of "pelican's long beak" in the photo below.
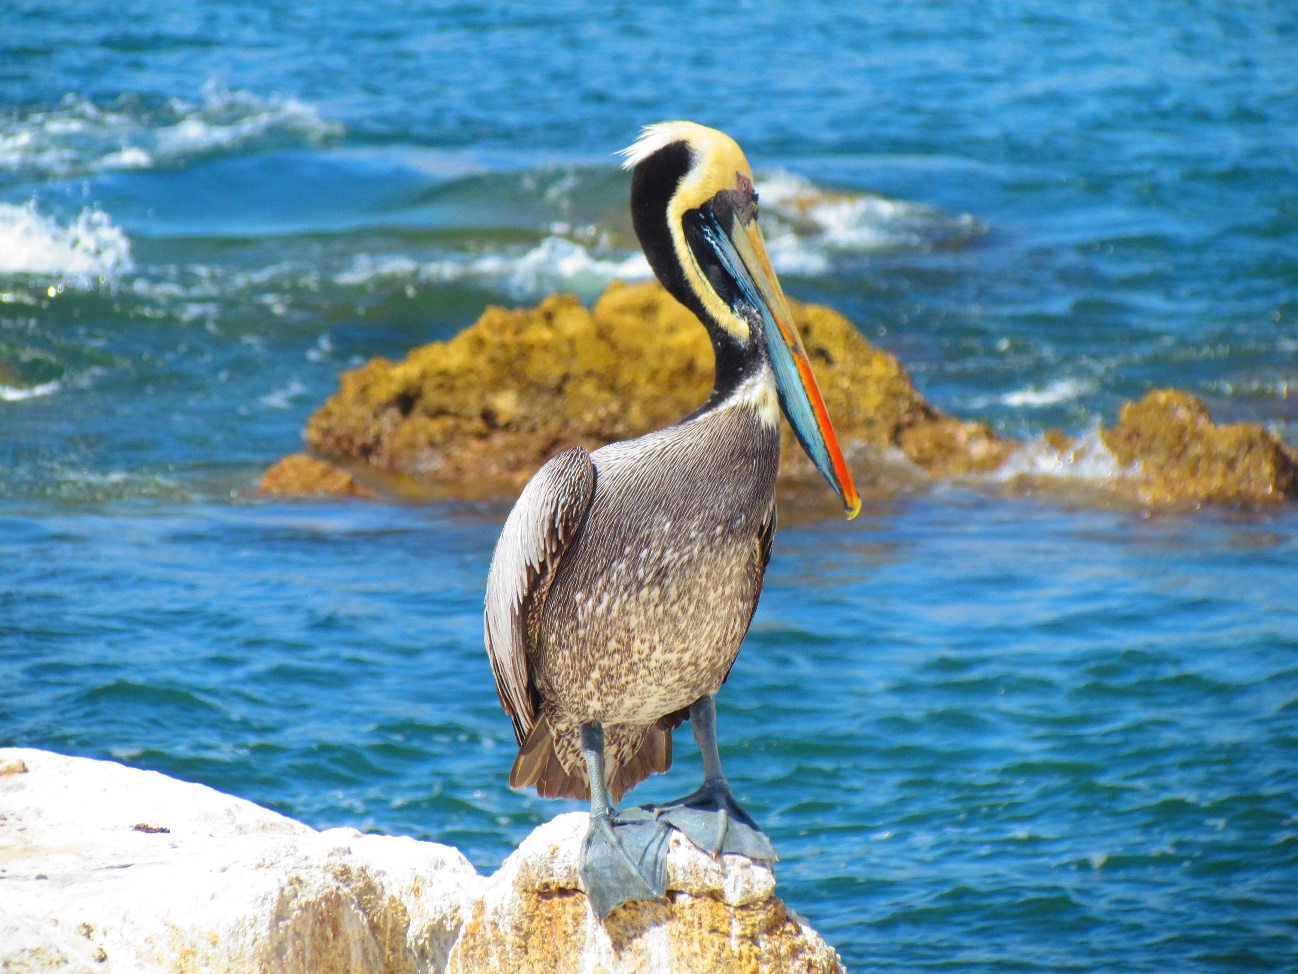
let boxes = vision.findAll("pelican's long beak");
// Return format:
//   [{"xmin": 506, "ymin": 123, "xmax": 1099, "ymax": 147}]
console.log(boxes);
[{"xmin": 688, "ymin": 205, "xmax": 861, "ymax": 518}]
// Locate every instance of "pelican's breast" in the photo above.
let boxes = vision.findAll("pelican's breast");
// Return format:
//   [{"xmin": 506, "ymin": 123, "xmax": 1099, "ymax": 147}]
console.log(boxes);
[{"xmin": 533, "ymin": 396, "xmax": 779, "ymax": 724}]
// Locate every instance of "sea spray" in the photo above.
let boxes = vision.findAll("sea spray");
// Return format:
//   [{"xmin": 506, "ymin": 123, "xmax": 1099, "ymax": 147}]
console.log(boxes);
[{"xmin": 0, "ymin": 202, "xmax": 133, "ymax": 281}]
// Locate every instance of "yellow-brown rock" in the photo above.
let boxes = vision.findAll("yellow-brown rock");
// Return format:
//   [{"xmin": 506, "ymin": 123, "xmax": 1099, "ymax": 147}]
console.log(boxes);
[
  {"xmin": 447, "ymin": 813, "xmax": 844, "ymax": 974},
  {"xmin": 1101, "ymin": 389, "xmax": 1298, "ymax": 505},
  {"xmin": 897, "ymin": 415, "xmax": 1014, "ymax": 477},
  {"xmin": 304, "ymin": 279, "xmax": 1008, "ymax": 494},
  {"xmin": 261, "ymin": 453, "xmax": 375, "ymax": 499},
  {"xmin": 291, "ymin": 280, "xmax": 1297, "ymax": 510}
]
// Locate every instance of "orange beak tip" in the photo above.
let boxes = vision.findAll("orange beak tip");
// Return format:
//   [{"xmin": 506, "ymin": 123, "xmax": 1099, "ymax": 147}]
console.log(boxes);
[{"xmin": 845, "ymin": 491, "xmax": 861, "ymax": 520}]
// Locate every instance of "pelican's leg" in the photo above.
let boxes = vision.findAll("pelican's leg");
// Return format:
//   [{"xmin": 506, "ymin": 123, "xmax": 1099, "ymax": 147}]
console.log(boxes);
[
  {"xmin": 651, "ymin": 695, "xmax": 776, "ymax": 861},
  {"xmin": 578, "ymin": 723, "xmax": 671, "ymax": 918}
]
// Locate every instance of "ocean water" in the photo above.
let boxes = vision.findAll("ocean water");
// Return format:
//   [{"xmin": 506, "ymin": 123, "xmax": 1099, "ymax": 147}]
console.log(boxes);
[{"xmin": 2, "ymin": 3, "xmax": 1296, "ymax": 970}]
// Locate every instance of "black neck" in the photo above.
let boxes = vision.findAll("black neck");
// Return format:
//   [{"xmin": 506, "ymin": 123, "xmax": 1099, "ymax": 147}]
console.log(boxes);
[{"xmin": 629, "ymin": 142, "xmax": 757, "ymax": 412}]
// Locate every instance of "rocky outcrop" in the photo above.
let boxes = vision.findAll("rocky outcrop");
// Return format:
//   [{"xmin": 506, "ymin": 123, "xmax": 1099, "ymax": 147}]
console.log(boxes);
[
  {"xmin": 302, "ymin": 280, "xmax": 1010, "ymax": 497},
  {"xmin": 0, "ymin": 748, "xmax": 842, "ymax": 974},
  {"xmin": 447, "ymin": 815, "xmax": 842, "ymax": 974},
  {"xmin": 260, "ymin": 453, "xmax": 375, "ymax": 499},
  {"xmin": 0, "ymin": 748, "xmax": 473, "ymax": 973},
  {"xmin": 283, "ymin": 280, "xmax": 1296, "ymax": 509},
  {"xmin": 451, "ymin": 815, "xmax": 841, "ymax": 974},
  {"xmin": 1100, "ymin": 389, "xmax": 1297, "ymax": 505}
]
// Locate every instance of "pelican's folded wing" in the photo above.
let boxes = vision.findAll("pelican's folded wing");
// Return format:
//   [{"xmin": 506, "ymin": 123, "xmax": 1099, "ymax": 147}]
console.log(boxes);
[{"xmin": 483, "ymin": 446, "xmax": 596, "ymax": 745}]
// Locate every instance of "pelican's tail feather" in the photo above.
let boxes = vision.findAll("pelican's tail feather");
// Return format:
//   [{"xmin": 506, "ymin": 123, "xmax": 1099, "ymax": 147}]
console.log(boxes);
[
  {"xmin": 607, "ymin": 711, "xmax": 686, "ymax": 804},
  {"xmin": 511, "ymin": 716, "xmax": 589, "ymax": 800},
  {"xmin": 511, "ymin": 712, "xmax": 687, "ymax": 803}
]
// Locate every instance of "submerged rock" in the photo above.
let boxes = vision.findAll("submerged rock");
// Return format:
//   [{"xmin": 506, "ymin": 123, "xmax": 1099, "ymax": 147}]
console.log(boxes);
[
  {"xmin": 285, "ymin": 280, "xmax": 1295, "ymax": 509},
  {"xmin": 0, "ymin": 748, "xmax": 842, "ymax": 974},
  {"xmin": 260, "ymin": 453, "xmax": 375, "ymax": 499}
]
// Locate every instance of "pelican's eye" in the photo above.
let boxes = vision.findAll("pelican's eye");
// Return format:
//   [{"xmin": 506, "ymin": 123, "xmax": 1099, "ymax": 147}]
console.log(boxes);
[{"xmin": 717, "ymin": 172, "xmax": 759, "ymax": 226}]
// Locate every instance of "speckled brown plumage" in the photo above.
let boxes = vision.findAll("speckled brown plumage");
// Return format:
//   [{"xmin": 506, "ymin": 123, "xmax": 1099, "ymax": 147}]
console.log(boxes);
[{"xmin": 485, "ymin": 378, "xmax": 779, "ymax": 802}]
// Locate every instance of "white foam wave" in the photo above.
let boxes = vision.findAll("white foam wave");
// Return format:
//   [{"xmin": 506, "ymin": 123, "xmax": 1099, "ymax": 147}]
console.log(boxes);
[
  {"xmin": 0, "ymin": 202, "xmax": 133, "ymax": 281},
  {"xmin": 331, "ymin": 169, "xmax": 983, "ymax": 292},
  {"xmin": 153, "ymin": 85, "xmax": 338, "ymax": 158},
  {"xmin": 1001, "ymin": 378, "xmax": 1096, "ymax": 408},
  {"xmin": 756, "ymin": 170, "xmax": 985, "ymax": 273},
  {"xmin": 993, "ymin": 430, "xmax": 1125, "ymax": 482},
  {"xmin": 337, "ymin": 236, "xmax": 652, "ymax": 299},
  {"xmin": 0, "ymin": 83, "xmax": 342, "ymax": 177},
  {"xmin": 97, "ymin": 147, "xmax": 154, "ymax": 169},
  {"xmin": 0, "ymin": 380, "xmax": 61, "ymax": 402},
  {"xmin": 1205, "ymin": 376, "xmax": 1296, "ymax": 398},
  {"xmin": 29, "ymin": 466, "xmax": 185, "ymax": 502},
  {"xmin": 259, "ymin": 380, "xmax": 308, "ymax": 409},
  {"xmin": 123, "ymin": 262, "xmax": 321, "ymax": 317},
  {"xmin": 334, "ymin": 256, "xmax": 420, "ymax": 285}
]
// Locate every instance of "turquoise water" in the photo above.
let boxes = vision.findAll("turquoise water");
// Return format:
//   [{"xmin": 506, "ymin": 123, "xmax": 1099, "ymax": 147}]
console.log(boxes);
[{"xmin": 3, "ymin": 3, "xmax": 1297, "ymax": 969}]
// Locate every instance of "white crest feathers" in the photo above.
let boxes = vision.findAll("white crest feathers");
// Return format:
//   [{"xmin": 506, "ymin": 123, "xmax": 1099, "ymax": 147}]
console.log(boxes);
[{"xmin": 617, "ymin": 121, "xmax": 706, "ymax": 170}]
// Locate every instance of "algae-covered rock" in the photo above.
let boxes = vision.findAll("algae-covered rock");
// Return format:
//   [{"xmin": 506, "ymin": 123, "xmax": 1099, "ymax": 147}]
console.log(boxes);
[
  {"xmin": 292, "ymin": 281, "xmax": 1296, "ymax": 510},
  {"xmin": 308, "ymin": 284, "xmax": 716, "ymax": 490},
  {"xmin": 897, "ymin": 414, "xmax": 1014, "ymax": 477},
  {"xmin": 1101, "ymin": 389, "xmax": 1298, "ymax": 505},
  {"xmin": 304, "ymin": 280, "xmax": 1005, "ymax": 494},
  {"xmin": 260, "ymin": 453, "xmax": 376, "ymax": 499}
]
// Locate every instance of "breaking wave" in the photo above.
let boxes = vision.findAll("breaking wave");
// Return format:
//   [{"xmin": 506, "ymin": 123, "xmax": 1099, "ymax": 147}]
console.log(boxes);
[
  {"xmin": 0, "ymin": 380, "xmax": 61, "ymax": 403},
  {"xmin": 0, "ymin": 83, "xmax": 342, "ymax": 178},
  {"xmin": 999, "ymin": 378, "xmax": 1097, "ymax": 409},
  {"xmin": 330, "ymin": 169, "xmax": 980, "ymax": 297},
  {"xmin": 757, "ymin": 170, "xmax": 986, "ymax": 274},
  {"xmin": 336, "ymin": 236, "xmax": 652, "ymax": 300},
  {"xmin": 963, "ymin": 377, "xmax": 1099, "ymax": 413},
  {"xmin": 992, "ymin": 430, "xmax": 1126, "ymax": 482},
  {"xmin": 0, "ymin": 201, "xmax": 133, "ymax": 281}
]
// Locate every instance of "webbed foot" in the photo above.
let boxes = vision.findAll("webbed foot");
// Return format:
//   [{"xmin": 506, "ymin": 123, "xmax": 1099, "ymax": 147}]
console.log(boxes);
[
  {"xmin": 651, "ymin": 777, "xmax": 776, "ymax": 861},
  {"xmin": 579, "ymin": 807, "xmax": 672, "ymax": 918}
]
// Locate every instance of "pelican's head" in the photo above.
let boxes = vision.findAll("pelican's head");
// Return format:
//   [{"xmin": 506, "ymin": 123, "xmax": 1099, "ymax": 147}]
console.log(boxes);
[{"xmin": 619, "ymin": 121, "xmax": 860, "ymax": 518}]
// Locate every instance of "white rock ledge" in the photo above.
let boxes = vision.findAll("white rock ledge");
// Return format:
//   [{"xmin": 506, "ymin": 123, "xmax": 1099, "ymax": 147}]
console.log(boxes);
[{"xmin": 0, "ymin": 748, "xmax": 844, "ymax": 973}]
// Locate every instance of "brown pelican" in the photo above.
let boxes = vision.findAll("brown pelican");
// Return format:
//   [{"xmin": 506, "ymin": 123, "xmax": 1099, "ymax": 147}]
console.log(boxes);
[{"xmin": 484, "ymin": 121, "xmax": 859, "ymax": 918}]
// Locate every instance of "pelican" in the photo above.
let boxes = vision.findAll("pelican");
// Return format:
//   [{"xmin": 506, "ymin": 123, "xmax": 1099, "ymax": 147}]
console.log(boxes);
[{"xmin": 484, "ymin": 121, "xmax": 859, "ymax": 918}]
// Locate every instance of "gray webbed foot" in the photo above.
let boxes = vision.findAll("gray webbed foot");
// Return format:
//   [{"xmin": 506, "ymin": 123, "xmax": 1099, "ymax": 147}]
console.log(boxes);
[
  {"xmin": 579, "ymin": 808, "xmax": 672, "ymax": 918},
  {"xmin": 651, "ymin": 777, "xmax": 776, "ymax": 861}
]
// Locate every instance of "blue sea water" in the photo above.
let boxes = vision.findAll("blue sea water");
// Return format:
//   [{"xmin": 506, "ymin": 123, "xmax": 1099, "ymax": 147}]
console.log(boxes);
[{"xmin": 2, "ymin": 2, "xmax": 1297, "ymax": 970}]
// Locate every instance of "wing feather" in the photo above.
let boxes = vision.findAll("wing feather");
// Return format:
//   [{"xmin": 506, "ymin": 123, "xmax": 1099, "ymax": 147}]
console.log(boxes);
[
  {"xmin": 484, "ymin": 446, "xmax": 595, "ymax": 745},
  {"xmin": 720, "ymin": 499, "xmax": 777, "ymax": 687}
]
